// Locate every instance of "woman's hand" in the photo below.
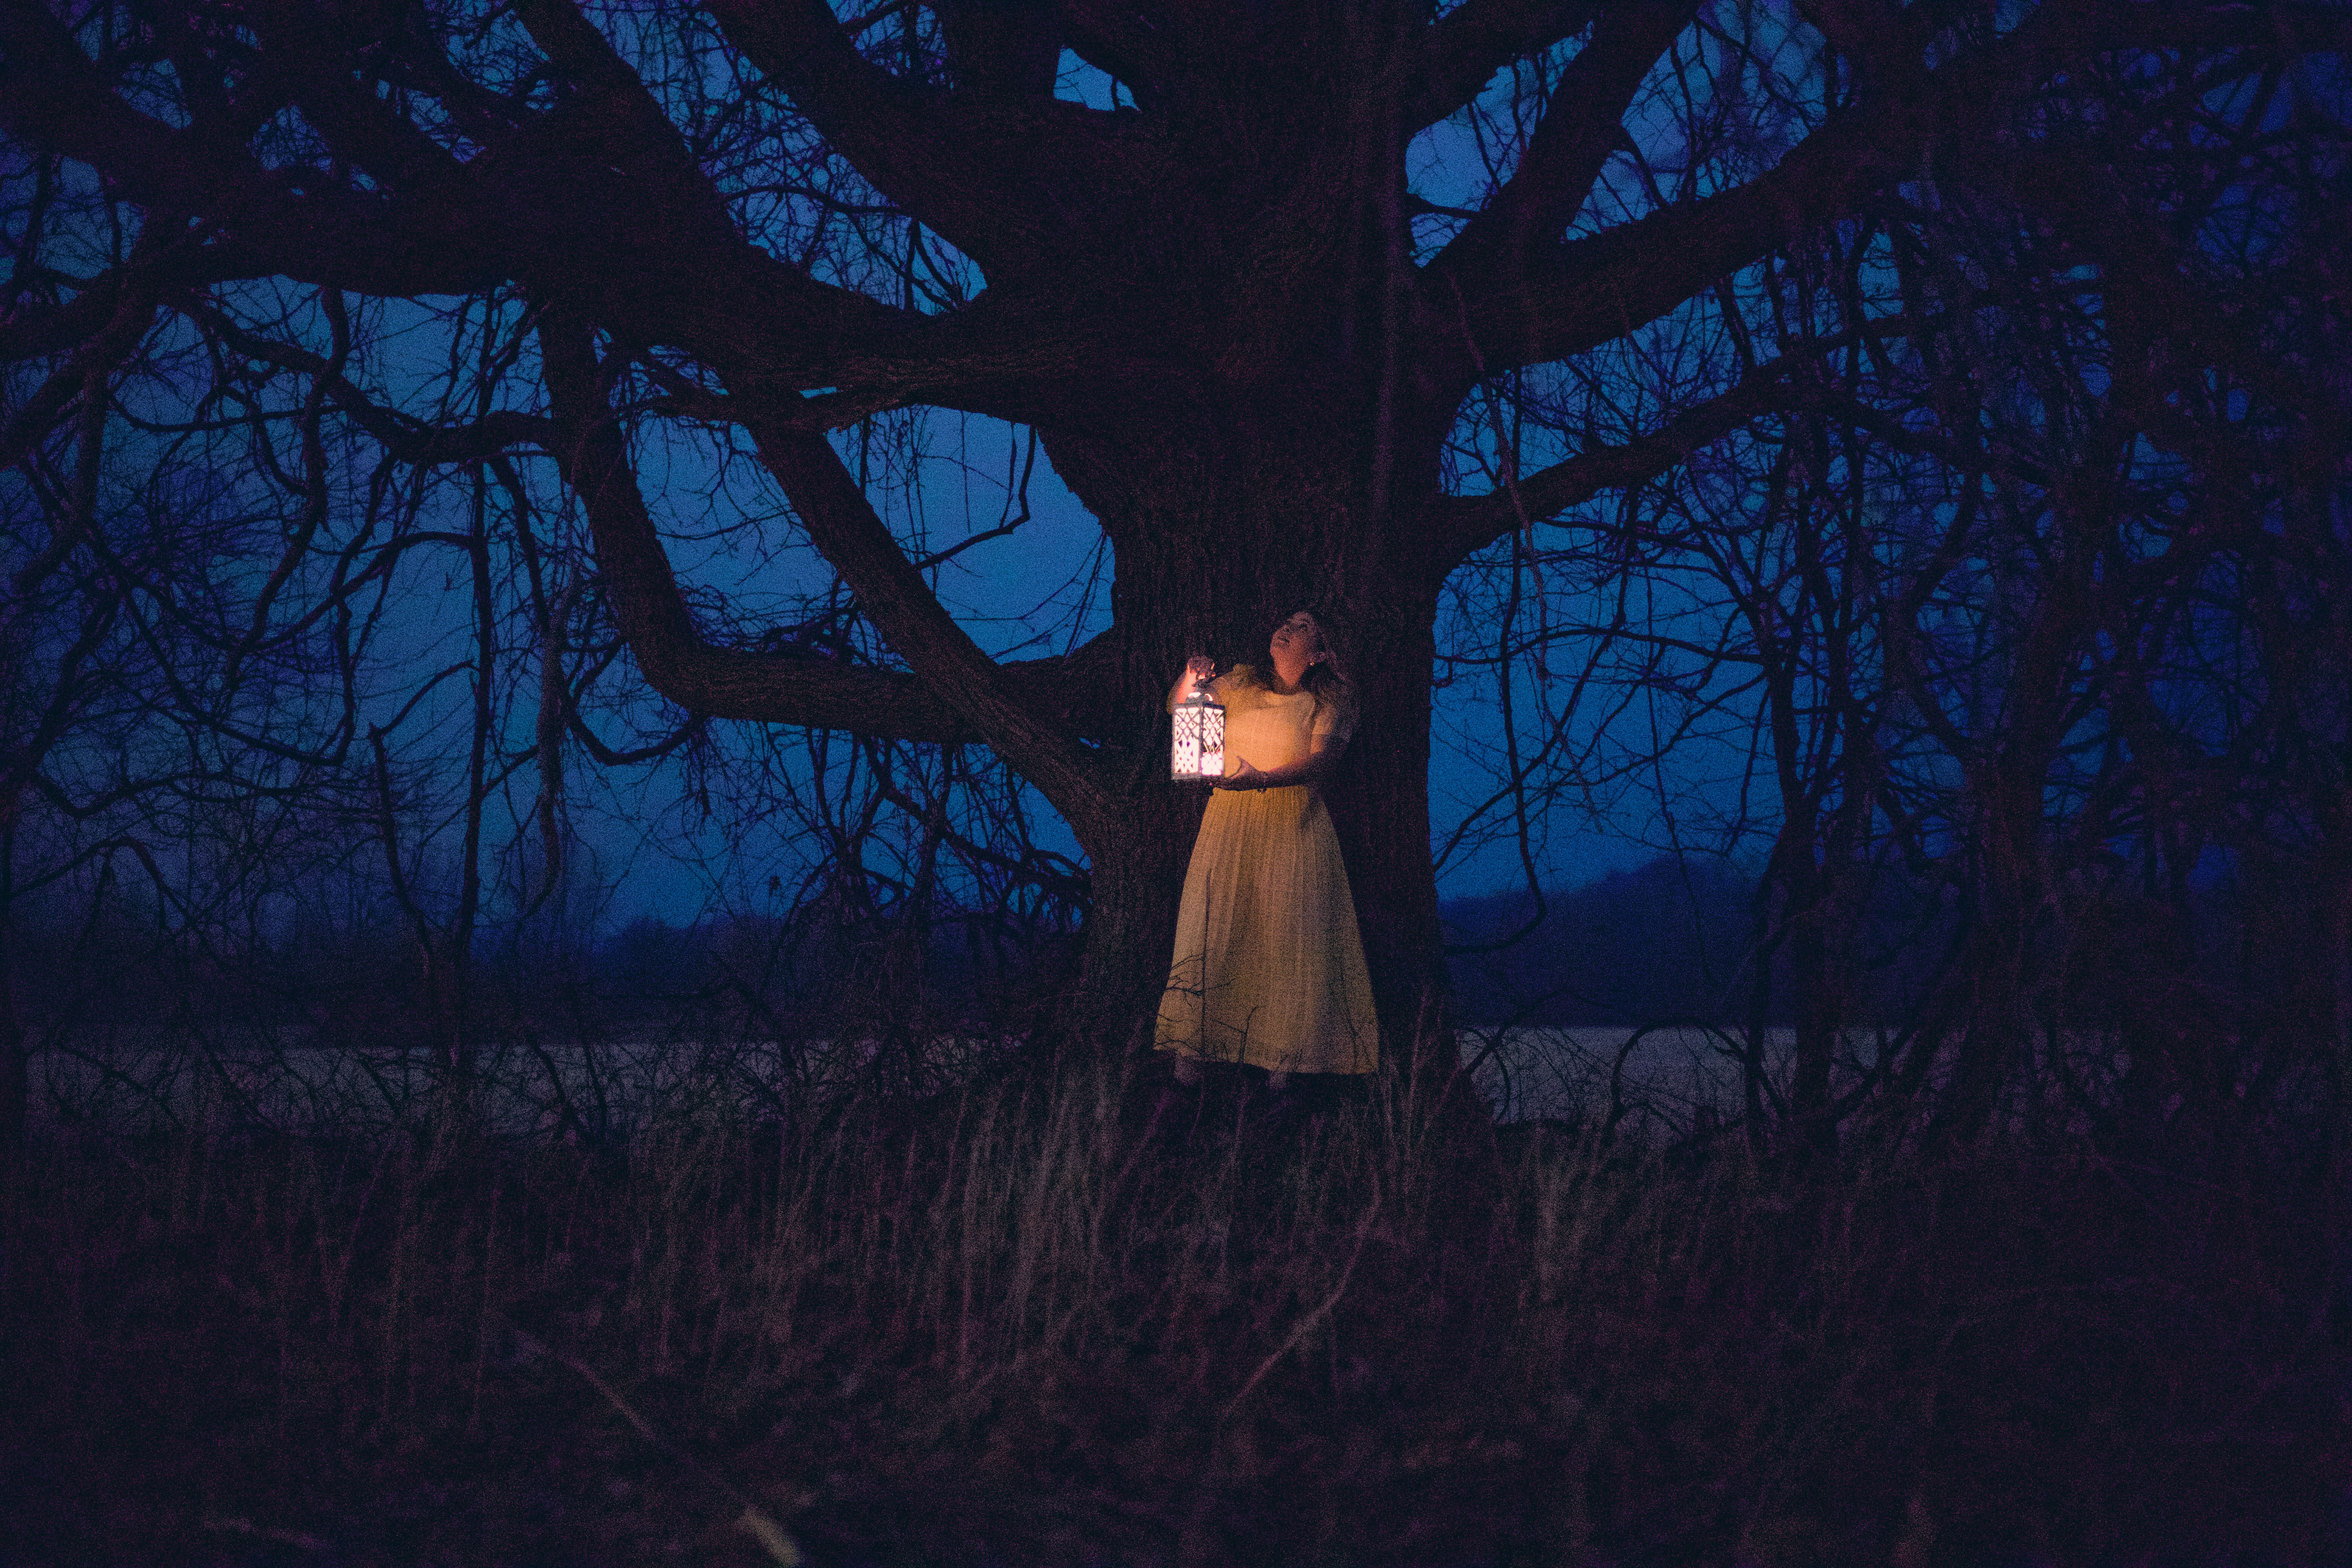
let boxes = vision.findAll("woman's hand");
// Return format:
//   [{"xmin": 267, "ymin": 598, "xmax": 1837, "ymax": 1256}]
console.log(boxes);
[
  {"xmin": 1213, "ymin": 744, "xmax": 1332, "ymax": 792},
  {"xmin": 1215, "ymin": 758, "xmax": 1264, "ymax": 791},
  {"xmin": 1168, "ymin": 656, "xmax": 1218, "ymax": 714}
]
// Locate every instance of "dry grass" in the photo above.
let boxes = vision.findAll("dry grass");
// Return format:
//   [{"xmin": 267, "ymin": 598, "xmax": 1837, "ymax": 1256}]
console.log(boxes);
[{"xmin": 2, "ymin": 1044, "xmax": 2344, "ymax": 1567}]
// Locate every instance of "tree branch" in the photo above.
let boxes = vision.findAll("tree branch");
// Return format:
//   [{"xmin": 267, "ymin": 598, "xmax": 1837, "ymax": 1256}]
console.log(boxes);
[
  {"xmin": 1054, "ymin": 2, "xmax": 1165, "ymax": 107},
  {"xmin": 1429, "ymin": 0, "xmax": 1701, "ymax": 312},
  {"xmin": 2, "ymin": 0, "xmax": 1183, "ymax": 426},
  {"xmin": 1424, "ymin": 71, "xmax": 1924, "ymax": 389},
  {"xmin": 0, "ymin": 0, "xmax": 501, "ymax": 294},
  {"xmin": 539, "ymin": 313, "xmax": 973, "ymax": 740},
  {"xmin": 1416, "ymin": 0, "xmax": 2352, "ymax": 393},
  {"xmin": 1985, "ymin": 138, "xmax": 2352, "ymax": 436},
  {"xmin": 935, "ymin": 0, "xmax": 1062, "ymax": 99},
  {"xmin": 0, "ymin": 273, "xmax": 131, "ymax": 362},
  {"xmin": 735, "ymin": 410, "xmax": 1114, "ymax": 841},
  {"xmin": 1419, "ymin": 351, "xmax": 1821, "ymax": 570},
  {"xmin": 0, "ymin": 254, "xmax": 163, "ymax": 475},
  {"xmin": 178, "ymin": 295, "xmax": 558, "ymax": 466},
  {"xmin": 538, "ymin": 312, "xmax": 1117, "ymax": 755},
  {"xmin": 699, "ymin": 0, "xmax": 1110, "ymax": 271},
  {"xmin": 480, "ymin": 7, "xmax": 1148, "ymax": 416},
  {"xmin": 1406, "ymin": 0, "xmax": 1603, "ymax": 130},
  {"xmin": 0, "ymin": 0, "xmax": 929, "ymax": 370},
  {"xmin": 245, "ymin": 0, "xmax": 479, "ymax": 198}
]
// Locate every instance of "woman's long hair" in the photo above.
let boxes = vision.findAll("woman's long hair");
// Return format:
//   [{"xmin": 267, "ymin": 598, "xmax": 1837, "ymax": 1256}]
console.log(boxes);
[{"xmin": 1292, "ymin": 606, "xmax": 1359, "ymax": 740}]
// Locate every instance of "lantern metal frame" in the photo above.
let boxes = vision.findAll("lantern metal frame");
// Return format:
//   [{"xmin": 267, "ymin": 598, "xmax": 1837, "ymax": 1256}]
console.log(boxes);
[{"xmin": 1170, "ymin": 687, "xmax": 1227, "ymax": 783}]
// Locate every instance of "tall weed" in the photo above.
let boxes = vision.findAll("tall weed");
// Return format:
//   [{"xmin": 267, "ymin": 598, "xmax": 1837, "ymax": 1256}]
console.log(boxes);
[{"xmin": 2, "ymin": 1045, "xmax": 2343, "ymax": 1566}]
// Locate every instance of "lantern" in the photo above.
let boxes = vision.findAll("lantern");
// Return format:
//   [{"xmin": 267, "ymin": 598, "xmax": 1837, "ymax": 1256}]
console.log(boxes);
[{"xmin": 1171, "ymin": 687, "xmax": 1227, "ymax": 783}]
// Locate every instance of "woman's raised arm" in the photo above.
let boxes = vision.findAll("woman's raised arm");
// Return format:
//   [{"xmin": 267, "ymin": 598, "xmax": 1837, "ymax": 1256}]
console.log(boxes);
[{"xmin": 1167, "ymin": 655, "xmax": 1217, "ymax": 713}]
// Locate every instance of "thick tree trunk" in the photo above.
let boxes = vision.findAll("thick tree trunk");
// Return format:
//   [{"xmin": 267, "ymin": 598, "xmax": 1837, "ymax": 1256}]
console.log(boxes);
[
  {"xmin": 0, "ymin": 818, "xmax": 23, "ymax": 1288},
  {"xmin": 1788, "ymin": 888, "xmax": 1837, "ymax": 1155},
  {"xmin": 1323, "ymin": 586, "xmax": 1456, "ymax": 1101},
  {"xmin": 1033, "ymin": 791, "xmax": 1198, "ymax": 1062},
  {"xmin": 0, "ymin": 964, "xmax": 20, "ymax": 1184},
  {"xmin": 1939, "ymin": 779, "xmax": 2043, "ymax": 1147},
  {"xmin": 1035, "ymin": 393, "xmax": 1463, "ymax": 1105},
  {"xmin": 1784, "ymin": 848, "xmax": 1865, "ymax": 1164}
]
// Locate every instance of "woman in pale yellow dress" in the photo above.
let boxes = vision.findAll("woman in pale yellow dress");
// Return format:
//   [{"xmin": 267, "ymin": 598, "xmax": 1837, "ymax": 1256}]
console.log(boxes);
[{"xmin": 1156, "ymin": 610, "xmax": 1380, "ymax": 1088}]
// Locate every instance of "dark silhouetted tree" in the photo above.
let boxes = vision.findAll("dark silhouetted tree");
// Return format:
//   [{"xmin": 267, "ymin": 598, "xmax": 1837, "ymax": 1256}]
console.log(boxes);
[{"xmin": 4, "ymin": 0, "xmax": 2346, "ymax": 1119}]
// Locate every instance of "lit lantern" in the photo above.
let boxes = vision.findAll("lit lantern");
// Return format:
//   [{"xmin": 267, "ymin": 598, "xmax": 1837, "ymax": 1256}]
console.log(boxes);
[{"xmin": 1171, "ymin": 686, "xmax": 1227, "ymax": 783}]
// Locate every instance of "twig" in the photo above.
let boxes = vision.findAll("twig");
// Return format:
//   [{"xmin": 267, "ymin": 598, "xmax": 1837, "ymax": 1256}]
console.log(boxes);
[
  {"xmin": 201, "ymin": 1519, "xmax": 330, "ymax": 1552},
  {"xmin": 1218, "ymin": 1190, "xmax": 1382, "ymax": 1424},
  {"xmin": 506, "ymin": 1323, "xmax": 804, "ymax": 1565}
]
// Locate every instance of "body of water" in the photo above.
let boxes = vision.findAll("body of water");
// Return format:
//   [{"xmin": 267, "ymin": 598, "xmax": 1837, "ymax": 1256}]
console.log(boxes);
[{"xmin": 22, "ymin": 1025, "xmax": 1887, "ymax": 1138}]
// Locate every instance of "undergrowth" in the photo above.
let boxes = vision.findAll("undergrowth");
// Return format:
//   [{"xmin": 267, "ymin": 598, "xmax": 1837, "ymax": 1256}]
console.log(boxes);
[{"xmin": 1, "ymin": 1047, "xmax": 2344, "ymax": 1567}]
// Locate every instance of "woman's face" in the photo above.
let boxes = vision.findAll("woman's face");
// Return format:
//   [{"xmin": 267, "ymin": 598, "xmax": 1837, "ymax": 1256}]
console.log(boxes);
[{"xmin": 1268, "ymin": 611, "xmax": 1325, "ymax": 678}]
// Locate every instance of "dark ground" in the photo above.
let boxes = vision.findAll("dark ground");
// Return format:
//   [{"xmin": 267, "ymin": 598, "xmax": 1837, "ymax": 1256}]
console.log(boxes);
[{"xmin": 3, "ymin": 1067, "xmax": 2348, "ymax": 1567}]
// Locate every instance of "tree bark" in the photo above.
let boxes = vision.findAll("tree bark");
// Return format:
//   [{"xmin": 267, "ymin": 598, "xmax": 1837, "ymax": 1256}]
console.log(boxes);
[{"xmin": 0, "ymin": 899, "xmax": 21, "ymax": 1191}]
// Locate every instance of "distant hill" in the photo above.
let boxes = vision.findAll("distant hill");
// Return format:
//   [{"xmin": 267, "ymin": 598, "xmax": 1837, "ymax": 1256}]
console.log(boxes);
[
  {"xmin": 1441, "ymin": 857, "xmax": 1762, "ymax": 1026},
  {"xmin": 14, "ymin": 845, "xmax": 2286, "ymax": 1049}
]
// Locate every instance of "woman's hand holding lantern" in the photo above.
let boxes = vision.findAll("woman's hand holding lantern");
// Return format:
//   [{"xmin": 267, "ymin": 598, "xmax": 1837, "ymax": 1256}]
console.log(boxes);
[{"xmin": 1169, "ymin": 656, "xmax": 1226, "ymax": 784}]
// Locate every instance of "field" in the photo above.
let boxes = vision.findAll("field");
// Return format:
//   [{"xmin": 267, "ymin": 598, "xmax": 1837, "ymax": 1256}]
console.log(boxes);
[{"xmin": 2, "ymin": 1029, "xmax": 2345, "ymax": 1566}]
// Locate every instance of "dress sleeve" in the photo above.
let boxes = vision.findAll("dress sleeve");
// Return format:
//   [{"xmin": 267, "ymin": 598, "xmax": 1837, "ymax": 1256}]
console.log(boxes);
[{"xmin": 1310, "ymin": 692, "xmax": 1357, "ymax": 749}]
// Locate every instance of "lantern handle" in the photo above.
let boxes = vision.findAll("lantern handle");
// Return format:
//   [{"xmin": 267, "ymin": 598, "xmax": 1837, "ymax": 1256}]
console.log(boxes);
[{"xmin": 1172, "ymin": 655, "xmax": 1218, "ymax": 710}]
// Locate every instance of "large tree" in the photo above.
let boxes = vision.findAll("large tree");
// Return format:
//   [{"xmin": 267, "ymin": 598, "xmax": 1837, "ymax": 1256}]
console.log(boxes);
[{"xmin": 3, "ymin": 0, "xmax": 2344, "ymax": 1093}]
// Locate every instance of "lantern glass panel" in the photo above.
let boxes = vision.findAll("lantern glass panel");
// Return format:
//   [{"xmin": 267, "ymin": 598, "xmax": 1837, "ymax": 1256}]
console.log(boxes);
[{"xmin": 1171, "ymin": 693, "xmax": 1226, "ymax": 782}]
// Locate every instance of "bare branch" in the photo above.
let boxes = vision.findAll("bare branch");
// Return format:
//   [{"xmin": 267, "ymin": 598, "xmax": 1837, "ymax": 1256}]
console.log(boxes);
[
  {"xmin": 538, "ymin": 312, "xmax": 1114, "ymax": 752},
  {"xmin": 0, "ymin": 273, "xmax": 132, "ymax": 362},
  {"xmin": 934, "ymin": 0, "xmax": 1062, "ymax": 100},
  {"xmin": 1420, "ymin": 354, "xmax": 1828, "ymax": 569},
  {"xmin": 0, "ymin": 0, "xmax": 497, "ymax": 293},
  {"xmin": 735, "ymin": 410, "xmax": 1114, "ymax": 840},
  {"xmin": 1422, "ymin": 0, "xmax": 2352, "ymax": 394},
  {"xmin": 1406, "ymin": 0, "xmax": 1604, "ymax": 130},
  {"xmin": 1426, "ymin": 86, "xmax": 1920, "ymax": 389},
  {"xmin": 700, "ymin": 0, "xmax": 1108, "ymax": 269},
  {"xmin": 0, "ymin": 280, "xmax": 159, "ymax": 475},
  {"xmin": 180, "ymin": 294, "xmax": 558, "ymax": 466},
  {"xmin": 1429, "ymin": 0, "xmax": 1700, "ymax": 291}
]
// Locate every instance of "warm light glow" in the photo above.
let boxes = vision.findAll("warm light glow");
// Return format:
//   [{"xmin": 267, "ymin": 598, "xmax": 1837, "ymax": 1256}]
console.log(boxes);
[{"xmin": 1171, "ymin": 691, "xmax": 1226, "ymax": 783}]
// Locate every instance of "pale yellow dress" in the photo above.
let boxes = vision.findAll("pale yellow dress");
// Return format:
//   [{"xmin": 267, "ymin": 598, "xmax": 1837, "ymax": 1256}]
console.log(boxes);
[{"xmin": 1154, "ymin": 666, "xmax": 1381, "ymax": 1075}]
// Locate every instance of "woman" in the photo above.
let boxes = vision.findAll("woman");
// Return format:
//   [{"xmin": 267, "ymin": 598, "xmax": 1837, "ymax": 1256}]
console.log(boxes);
[{"xmin": 1156, "ymin": 609, "xmax": 1380, "ymax": 1089}]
